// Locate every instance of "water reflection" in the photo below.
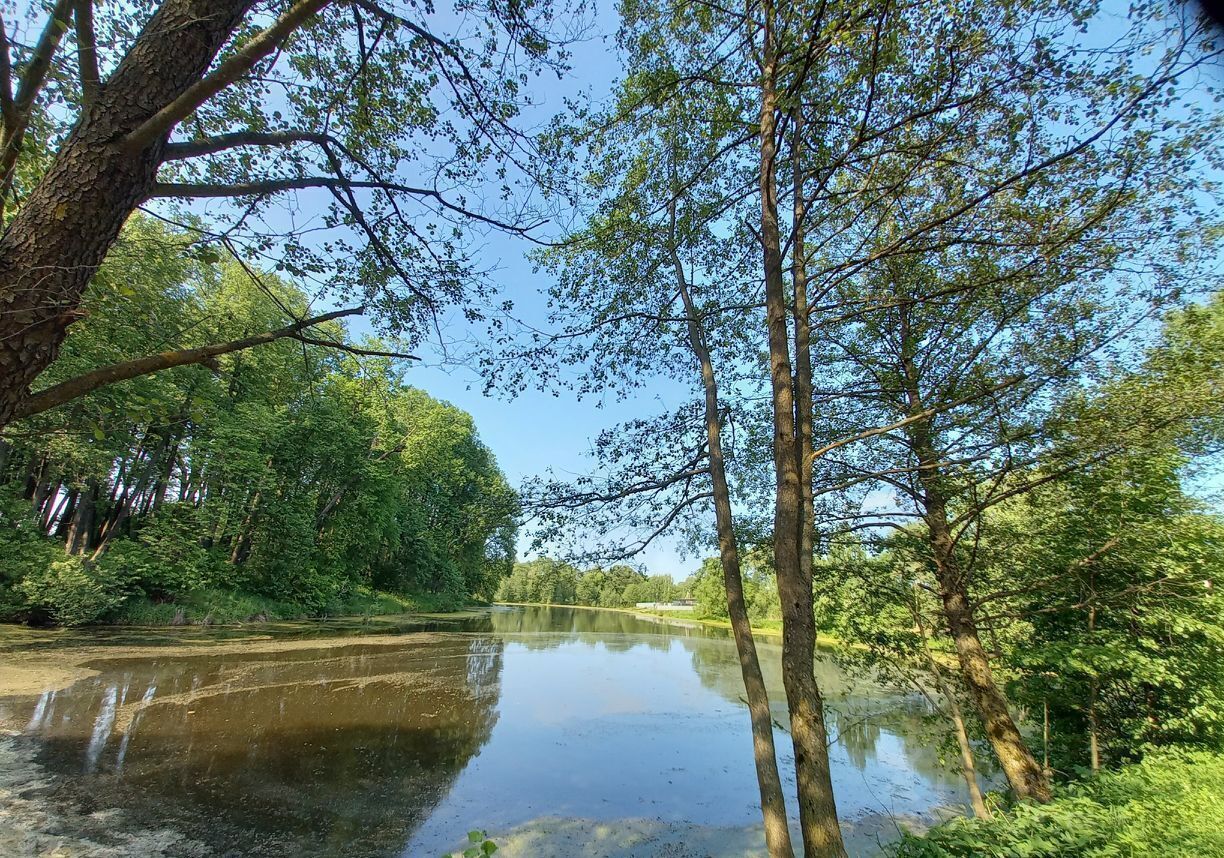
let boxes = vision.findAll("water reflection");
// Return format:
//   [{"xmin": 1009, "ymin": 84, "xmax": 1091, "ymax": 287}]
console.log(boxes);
[
  {"xmin": 4, "ymin": 606, "xmax": 981, "ymax": 857},
  {"xmin": 14, "ymin": 634, "xmax": 504, "ymax": 856}
]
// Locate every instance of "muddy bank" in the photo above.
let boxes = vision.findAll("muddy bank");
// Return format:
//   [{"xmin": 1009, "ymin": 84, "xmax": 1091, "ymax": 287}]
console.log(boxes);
[{"xmin": 0, "ymin": 731, "xmax": 205, "ymax": 857}]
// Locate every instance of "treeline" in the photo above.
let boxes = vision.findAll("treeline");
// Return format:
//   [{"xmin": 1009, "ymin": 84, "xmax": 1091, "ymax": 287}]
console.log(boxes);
[
  {"xmin": 496, "ymin": 552, "xmax": 784, "ymax": 623},
  {"xmin": 495, "ymin": 558, "xmax": 679, "ymax": 607},
  {"xmin": 0, "ymin": 219, "xmax": 516, "ymax": 626}
]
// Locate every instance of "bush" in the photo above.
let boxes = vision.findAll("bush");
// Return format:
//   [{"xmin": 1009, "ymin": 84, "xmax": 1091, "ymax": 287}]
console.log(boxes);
[
  {"xmin": 19, "ymin": 555, "xmax": 135, "ymax": 626},
  {"xmin": 890, "ymin": 750, "xmax": 1224, "ymax": 858}
]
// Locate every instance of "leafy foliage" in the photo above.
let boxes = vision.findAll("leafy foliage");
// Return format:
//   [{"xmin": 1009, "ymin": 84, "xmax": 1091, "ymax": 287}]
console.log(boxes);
[
  {"xmin": 891, "ymin": 750, "xmax": 1224, "ymax": 858},
  {"xmin": 0, "ymin": 218, "xmax": 517, "ymax": 625}
]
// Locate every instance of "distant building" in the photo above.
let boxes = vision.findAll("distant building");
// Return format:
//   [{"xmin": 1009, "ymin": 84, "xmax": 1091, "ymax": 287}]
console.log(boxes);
[{"xmin": 635, "ymin": 600, "xmax": 695, "ymax": 611}]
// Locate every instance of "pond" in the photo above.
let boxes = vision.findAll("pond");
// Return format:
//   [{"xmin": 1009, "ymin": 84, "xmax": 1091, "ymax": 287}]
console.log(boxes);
[{"xmin": 0, "ymin": 606, "xmax": 984, "ymax": 857}]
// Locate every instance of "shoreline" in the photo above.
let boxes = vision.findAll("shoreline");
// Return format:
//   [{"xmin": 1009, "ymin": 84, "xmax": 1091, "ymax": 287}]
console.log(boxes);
[{"xmin": 495, "ymin": 601, "xmax": 849, "ymax": 647}]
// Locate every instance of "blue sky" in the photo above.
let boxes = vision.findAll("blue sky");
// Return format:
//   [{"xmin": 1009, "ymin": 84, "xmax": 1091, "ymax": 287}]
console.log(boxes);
[{"xmin": 347, "ymin": 4, "xmax": 706, "ymax": 578}]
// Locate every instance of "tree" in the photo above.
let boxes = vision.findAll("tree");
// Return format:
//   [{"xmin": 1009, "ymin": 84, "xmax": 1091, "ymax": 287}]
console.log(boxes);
[
  {"xmin": 0, "ymin": 0, "xmax": 574, "ymax": 427},
  {"xmin": 1, "ymin": 237, "xmax": 517, "ymax": 622}
]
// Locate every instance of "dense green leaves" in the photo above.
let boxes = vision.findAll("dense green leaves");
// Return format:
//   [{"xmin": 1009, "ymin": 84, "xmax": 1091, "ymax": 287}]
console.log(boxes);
[
  {"xmin": 891, "ymin": 750, "xmax": 1224, "ymax": 858},
  {"xmin": 0, "ymin": 218, "xmax": 517, "ymax": 624}
]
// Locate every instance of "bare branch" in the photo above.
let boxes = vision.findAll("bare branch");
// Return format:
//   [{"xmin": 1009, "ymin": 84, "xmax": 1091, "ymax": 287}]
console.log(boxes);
[
  {"xmin": 162, "ymin": 130, "xmax": 331, "ymax": 160},
  {"xmin": 74, "ymin": 0, "xmax": 100, "ymax": 105},
  {"xmin": 289, "ymin": 333, "xmax": 419, "ymax": 360},
  {"xmin": 148, "ymin": 177, "xmax": 546, "ymax": 233},
  {"xmin": 0, "ymin": 13, "xmax": 15, "ymax": 135},
  {"xmin": 0, "ymin": 0, "xmax": 74, "ymax": 205}
]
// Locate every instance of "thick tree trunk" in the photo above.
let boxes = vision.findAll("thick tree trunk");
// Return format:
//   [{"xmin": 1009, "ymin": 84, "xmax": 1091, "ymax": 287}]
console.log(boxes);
[
  {"xmin": 674, "ymin": 242, "xmax": 795, "ymax": 858},
  {"xmin": 758, "ymin": 17, "xmax": 846, "ymax": 856},
  {"xmin": 0, "ymin": 0, "xmax": 255, "ymax": 428}
]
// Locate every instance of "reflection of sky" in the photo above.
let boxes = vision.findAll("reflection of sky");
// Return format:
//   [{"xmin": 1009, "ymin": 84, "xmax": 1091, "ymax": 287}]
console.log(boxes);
[
  {"xmin": 6, "ymin": 610, "xmax": 982, "ymax": 858},
  {"xmin": 404, "ymin": 629, "xmax": 972, "ymax": 856}
]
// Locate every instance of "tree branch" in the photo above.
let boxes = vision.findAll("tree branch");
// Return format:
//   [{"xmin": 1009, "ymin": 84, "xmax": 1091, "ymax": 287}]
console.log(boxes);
[
  {"xmin": 123, "ymin": 0, "xmax": 332, "ymax": 153},
  {"xmin": 74, "ymin": 0, "xmax": 100, "ymax": 105},
  {"xmin": 0, "ymin": 13, "xmax": 15, "ymax": 135},
  {"xmin": 288, "ymin": 333, "xmax": 418, "ymax": 360},
  {"xmin": 162, "ymin": 130, "xmax": 331, "ymax": 160},
  {"xmin": 149, "ymin": 177, "xmax": 546, "ymax": 233},
  {"xmin": 13, "ymin": 306, "xmax": 364, "ymax": 420},
  {"xmin": 0, "ymin": 0, "xmax": 74, "ymax": 205}
]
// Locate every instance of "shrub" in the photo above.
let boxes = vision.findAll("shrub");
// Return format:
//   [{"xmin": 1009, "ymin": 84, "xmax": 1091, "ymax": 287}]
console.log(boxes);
[
  {"xmin": 19, "ymin": 555, "xmax": 135, "ymax": 626},
  {"xmin": 890, "ymin": 749, "xmax": 1224, "ymax": 858}
]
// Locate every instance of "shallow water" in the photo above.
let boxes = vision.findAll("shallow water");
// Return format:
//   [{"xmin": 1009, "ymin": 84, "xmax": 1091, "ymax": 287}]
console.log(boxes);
[{"xmin": 0, "ymin": 606, "xmax": 983, "ymax": 857}]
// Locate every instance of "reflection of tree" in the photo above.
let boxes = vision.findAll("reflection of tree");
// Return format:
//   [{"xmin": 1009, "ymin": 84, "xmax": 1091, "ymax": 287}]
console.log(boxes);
[
  {"xmin": 25, "ymin": 636, "xmax": 505, "ymax": 857},
  {"xmin": 683, "ymin": 637, "xmax": 971, "ymax": 791},
  {"xmin": 487, "ymin": 605, "xmax": 708, "ymax": 652}
]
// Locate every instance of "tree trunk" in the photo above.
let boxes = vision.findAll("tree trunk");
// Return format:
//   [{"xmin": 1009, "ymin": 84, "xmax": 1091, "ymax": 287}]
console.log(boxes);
[
  {"xmin": 53, "ymin": 489, "xmax": 79, "ymax": 539},
  {"xmin": 673, "ymin": 238, "xmax": 795, "ymax": 858},
  {"xmin": 915, "ymin": 594, "xmax": 989, "ymax": 819},
  {"xmin": 758, "ymin": 14, "xmax": 846, "ymax": 855},
  {"xmin": 0, "ymin": 0, "xmax": 255, "ymax": 428},
  {"xmin": 64, "ymin": 479, "xmax": 99, "ymax": 554},
  {"xmin": 929, "ymin": 648, "xmax": 989, "ymax": 819},
  {"xmin": 897, "ymin": 303, "xmax": 1050, "ymax": 803},
  {"xmin": 927, "ymin": 504, "xmax": 1051, "ymax": 802},
  {"xmin": 1087, "ymin": 604, "xmax": 1101, "ymax": 772}
]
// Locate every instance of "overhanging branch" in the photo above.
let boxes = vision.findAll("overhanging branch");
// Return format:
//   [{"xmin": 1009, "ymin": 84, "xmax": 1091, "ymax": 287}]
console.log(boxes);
[{"xmin": 14, "ymin": 306, "xmax": 365, "ymax": 420}]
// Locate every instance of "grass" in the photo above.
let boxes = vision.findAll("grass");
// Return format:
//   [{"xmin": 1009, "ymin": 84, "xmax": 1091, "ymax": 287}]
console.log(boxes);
[
  {"xmin": 107, "ymin": 586, "xmax": 470, "ymax": 626},
  {"xmin": 890, "ymin": 749, "xmax": 1224, "ymax": 857}
]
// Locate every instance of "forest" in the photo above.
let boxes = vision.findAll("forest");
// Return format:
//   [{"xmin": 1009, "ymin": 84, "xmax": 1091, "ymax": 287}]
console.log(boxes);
[
  {"xmin": 0, "ymin": 0, "xmax": 1220, "ymax": 857},
  {"xmin": 0, "ymin": 216, "xmax": 517, "ymax": 625}
]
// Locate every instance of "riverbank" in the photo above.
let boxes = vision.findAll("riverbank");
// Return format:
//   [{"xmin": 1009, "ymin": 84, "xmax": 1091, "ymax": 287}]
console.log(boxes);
[
  {"xmin": 104, "ymin": 586, "xmax": 472, "ymax": 626},
  {"xmin": 496, "ymin": 601, "xmax": 848, "ymax": 646}
]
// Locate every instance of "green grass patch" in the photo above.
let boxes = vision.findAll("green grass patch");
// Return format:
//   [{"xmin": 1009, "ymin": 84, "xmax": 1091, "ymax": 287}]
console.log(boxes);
[{"xmin": 890, "ymin": 749, "xmax": 1224, "ymax": 857}]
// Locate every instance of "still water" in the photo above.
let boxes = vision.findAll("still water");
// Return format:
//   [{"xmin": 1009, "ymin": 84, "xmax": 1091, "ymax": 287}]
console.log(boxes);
[{"xmin": 1, "ymin": 606, "xmax": 980, "ymax": 857}]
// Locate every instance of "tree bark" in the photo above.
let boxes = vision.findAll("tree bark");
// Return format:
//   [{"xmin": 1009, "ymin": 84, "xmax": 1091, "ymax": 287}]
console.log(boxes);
[
  {"xmin": 758, "ymin": 9, "xmax": 846, "ymax": 854},
  {"xmin": 914, "ymin": 437, "xmax": 1050, "ymax": 802},
  {"xmin": 673, "ymin": 238, "xmax": 795, "ymax": 858},
  {"xmin": 0, "ymin": 0, "xmax": 256, "ymax": 428}
]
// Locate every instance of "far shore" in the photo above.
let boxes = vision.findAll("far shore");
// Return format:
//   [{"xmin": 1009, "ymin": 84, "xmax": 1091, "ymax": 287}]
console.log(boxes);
[{"xmin": 494, "ymin": 601, "xmax": 851, "ymax": 647}]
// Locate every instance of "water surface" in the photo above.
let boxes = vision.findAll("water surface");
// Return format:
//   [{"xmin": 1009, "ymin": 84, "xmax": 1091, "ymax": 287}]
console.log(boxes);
[{"xmin": 0, "ymin": 606, "xmax": 981, "ymax": 856}]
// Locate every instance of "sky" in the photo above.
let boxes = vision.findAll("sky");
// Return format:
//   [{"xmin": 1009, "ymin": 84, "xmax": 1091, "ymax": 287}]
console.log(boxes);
[
  {"xmin": 263, "ymin": 0, "xmax": 1224, "ymax": 579},
  {"xmin": 343, "ymin": 5, "xmax": 707, "ymax": 579}
]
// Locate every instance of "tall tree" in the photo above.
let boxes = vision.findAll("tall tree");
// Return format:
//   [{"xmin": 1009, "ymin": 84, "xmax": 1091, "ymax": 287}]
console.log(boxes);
[{"xmin": 0, "ymin": 0, "xmax": 573, "ymax": 427}]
